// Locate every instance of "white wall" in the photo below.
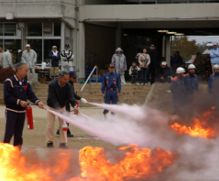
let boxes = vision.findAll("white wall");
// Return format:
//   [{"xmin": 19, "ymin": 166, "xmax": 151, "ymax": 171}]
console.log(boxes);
[
  {"xmin": 79, "ymin": 3, "xmax": 219, "ymax": 21},
  {"xmin": 0, "ymin": 0, "xmax": 76, "ymax": 27}
]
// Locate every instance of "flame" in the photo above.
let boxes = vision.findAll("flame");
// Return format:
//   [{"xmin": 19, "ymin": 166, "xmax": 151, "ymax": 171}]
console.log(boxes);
[
  {"xmin": 0, "ymin": 143, "xmax": 73, "ymax": 181},
  {"xmin": 79, "ymin": 145, "xmax": 175, "ymax": 181},
  {"xmin": 170, "ymin": 108, "xmax": 217, "ymax": 139},
  {"xmin": 0, "ymin": 143, "xmax": 175, "ymax": 181}
]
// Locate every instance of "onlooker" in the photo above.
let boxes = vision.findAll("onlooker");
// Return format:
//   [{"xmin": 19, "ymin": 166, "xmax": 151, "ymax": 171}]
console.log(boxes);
[
  {"xmin": 194, "ymin": 52, "xmax": 212, "ymax": 80},
  {"xmin": 46, "ymin": 71, "xmax": 77, "ymax": 148},
  {"xmin": 61, "ymin": 44, "xmax": 75, "ymax": 72},
  {"xmin": 138, "ymin": 48, "xmax": 151, "ymax": 85},
  {"xmin": 22, "ymin": 44, "xmax": 37, "ymax": 72},
  {"xmin": 101, "ymin": 64, "xmax": 121, "ymax": 116},
  {"xmin": 16, "ymin": 49, "xmax": 23, "ymax": 63},
  {"xmin": 129, "ymin": 62, "xmax": 140, "ymax": 84},
  {"xmin": 185, "ymin": 64, "xmax": 199, "ymax": 118},
  {"xmin": 111, "ymin": 47, "xmax": 127, "ymax": 85},
  {"xmin": 185, "ymin": 64, "xmax": 199, "ymax": 95},
  {"xmin": 202, "ymin": 42, "xmax": 213, "ymax": 55},
  {"xmin": 158, "ymin": 61, "xmax": 171, "ymax": 83},
  {"xmin": 170, "ymin": 67, "xmax": 188, "ymax": 118},
  {"xmin": 148, "ymin": 44, "xmax": 159, "ymax": 84},
  {"xmin": 170, "ymin": 51, "xmax": 184, "ymax": 75},
  {"xmin": 0, "ymin": 47, "xmax": 3, "ymax": 68},
  {"xmin": 209, "ymin": 42, "xmax": 219, "ymax": 66},
  {"xmin": 208, "ymin": 64, "xmax": 219, "ymax": 111},
  {"xmin": 49, "ymin": 45, "xmax": 61, "ymax": 79},
  {"xmin": 3, "ymin": 48, "xmax": 13, "ymax": 68},
  {"xmin": 0, "ymin": 48, "xmax": 14, "ymax": 82},
  {"xmin": 21, "ymin": 44, "xmax": 37, "ymax": 83},
  {"xmin": 3, "ymin": 63, "xmax": 44, "ymax": 149}
]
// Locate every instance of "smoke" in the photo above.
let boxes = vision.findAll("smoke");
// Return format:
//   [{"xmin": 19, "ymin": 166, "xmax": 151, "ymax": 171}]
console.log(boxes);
[
  {"xmin": 44, "ymin": 102, "xmax": 219, "ymax": 181},
  {"xmin": 46, "ymin": 105, "xmax": 149, "ymax": 146}
]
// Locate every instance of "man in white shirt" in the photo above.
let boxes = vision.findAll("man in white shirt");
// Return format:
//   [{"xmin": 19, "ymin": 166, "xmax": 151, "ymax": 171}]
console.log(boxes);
[{"xmin": 21, "ymin": 44, "xmax": 38, "ymax": 83}]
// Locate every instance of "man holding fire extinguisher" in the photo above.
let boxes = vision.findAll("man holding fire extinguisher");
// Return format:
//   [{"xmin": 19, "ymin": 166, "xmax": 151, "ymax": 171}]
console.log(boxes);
[
  {"xmin": 46, "ymin": 71, "xmax": 79, "ymax": 148},
  {"xmin": 3, "ymin": 63, "xmax": 44, "ymax": 149}
]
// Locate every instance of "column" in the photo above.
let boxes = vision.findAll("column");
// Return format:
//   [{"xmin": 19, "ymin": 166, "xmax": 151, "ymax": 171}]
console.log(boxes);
[
  {"xmin": 162, "ymin": 35, "xmax": 166, "ymax": 58},
  {"xmin": 77, "ymin": 22, "xmax": 85, "ymax": 79},
  {"xmin": 61, "ymin": 22, "xmax": 65, "ymax": 51},
  {"xmin": 165, "ymin": 36, "xmax": 171, "ymax": 66}
]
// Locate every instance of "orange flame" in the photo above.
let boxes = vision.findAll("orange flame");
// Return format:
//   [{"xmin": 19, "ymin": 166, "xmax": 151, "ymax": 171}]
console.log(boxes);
[
  {"xmin": 0, "ymin": 143, "xmax": 175, "ymax": 181},
  {"xmin": 0, "ymin": 143, "xmax": 73, "ymax": 181},
  {"xmin": 170, "ymin": 109, "xmax": 217, "ymax": 139},
  {"xmin": 79, "ymin": 145, "xmax": 175, "ymax": 181}
]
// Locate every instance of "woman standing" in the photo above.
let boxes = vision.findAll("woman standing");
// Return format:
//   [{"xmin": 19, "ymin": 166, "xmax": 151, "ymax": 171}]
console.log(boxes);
[{"xmin": 138, "ymin": 48, "xmax": 151, "ymax": 85}]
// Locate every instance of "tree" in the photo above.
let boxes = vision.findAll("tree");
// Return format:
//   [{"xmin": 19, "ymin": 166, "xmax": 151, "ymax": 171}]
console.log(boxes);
[{"xmin": 171, "ymin": 36, "xmax": 199, "ymax": 61}]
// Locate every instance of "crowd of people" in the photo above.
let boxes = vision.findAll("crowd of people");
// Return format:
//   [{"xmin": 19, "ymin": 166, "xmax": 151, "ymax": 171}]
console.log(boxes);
[
  {"xmin": 0, "ymin": 44, "xmax": 75, "ymax": 83},
  {"xmin": 2, "ymin": 41, "xmax": 219, "ymax": 149}
]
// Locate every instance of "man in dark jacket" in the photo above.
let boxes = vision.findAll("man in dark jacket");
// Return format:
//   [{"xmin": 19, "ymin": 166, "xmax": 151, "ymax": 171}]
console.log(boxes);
[
  {"xmin": 46, "ymin": 71, "xmax": 77, "ymax": 148},
  {"xmin": 3, "ymin": 63, "xmax": 44, "ymax": 149},
  {"xmin": 148, "ymin": 44, "xmax": 159, "ymax": 84},
  {"xmin": 56, "ymin": 71, "xmax": 88, "ymax": 137}
]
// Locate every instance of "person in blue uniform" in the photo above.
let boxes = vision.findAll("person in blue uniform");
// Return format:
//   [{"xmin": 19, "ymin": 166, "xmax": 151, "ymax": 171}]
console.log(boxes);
[
  {"xmin": 3, "ymin": 63, "xmax": 44, "ymax": 149},
  {"xmin": 101, "ymin": 63, "xmax": 121, "ymax": 116},
  {"xmin": 170, "ymin": 67, "xmax": 188, "ymax": 118},
  {"xmin": 208, "ymin": 64, "xmax": 219, "ymax": 111},
  {"xmin": 185, "ymin": 64, "xmax": 199, "ymax": 96},
  {"xmin": 184, "ymin": 64, "xmax": 199, "ymax": 118}
]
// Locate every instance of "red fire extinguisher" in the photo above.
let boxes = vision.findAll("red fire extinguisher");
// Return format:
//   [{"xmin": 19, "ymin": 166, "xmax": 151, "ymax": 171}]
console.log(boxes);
[{"xmin": 26, "ymin": 106, "xmax": 34, "ymax": 129}]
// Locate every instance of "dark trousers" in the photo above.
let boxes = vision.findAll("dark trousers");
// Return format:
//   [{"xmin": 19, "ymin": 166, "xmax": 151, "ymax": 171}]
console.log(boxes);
[
  {"xmin": 148, "ymin": 67, "xmax": 156, "ymax": 84},
  {"xmin": 139, "ymin": 68, "xmax": 148, "ymax": 84},
  {"xmin": 3, "ymin": 111, "xmax": 25, "ymax": 146},
  {"xmin": 103, "ymin": 91, "xmax": 118, "ymax": 115},
  {"xmin": 131, "ymin": 74, "xmax": 138, "ymax": 84}
]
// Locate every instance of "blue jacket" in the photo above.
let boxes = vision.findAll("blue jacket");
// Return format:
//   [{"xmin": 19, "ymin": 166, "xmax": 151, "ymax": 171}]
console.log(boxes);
[
  {"xmin": 49, "ymin": 51, "xmax": 61, "ymax": 67},
  {"xmin": 170, "ymin": 76, "xmax": 188, "ymax": 104},
  {"xmin": 101, "ymin": 72, "xmax": 121, "ymax": 94},
  {"xmin": 209, "ymin": 48, "xmax": 219, "ymax": 64},
  {"xmin": 208, "ymin": 73, "xmax": 219, "ymax": 93},
  {"xmin": 185, "ymin": 74, "xmax": 199, "ymax": 94},
  {"xmin": 4, "ymin": 75, "xmax": 40, "ymax": 113}
]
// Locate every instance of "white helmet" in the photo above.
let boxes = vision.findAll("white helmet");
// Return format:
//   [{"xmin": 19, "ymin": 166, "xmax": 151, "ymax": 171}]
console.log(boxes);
[
  {"xmin": 176, "ymin": 67, "xmax": 185, "ymax": 74},
  {"xmin": 206, "ymin": 42, "xmax": 213, "ymax": 47},
  {"xmin": 161, "ymin": 61, "xmax": 167, "ymax": 66},
  {"xmin": 115, "ymin": 47, "xmax": 123, "ymax": 52},
  {"xmin": 188, "ymin": 64, "xmax": 196, "ymax": 70},
  {"xmin": 213, "ymin": 64, "xmax": 219, "ymax": 70}
]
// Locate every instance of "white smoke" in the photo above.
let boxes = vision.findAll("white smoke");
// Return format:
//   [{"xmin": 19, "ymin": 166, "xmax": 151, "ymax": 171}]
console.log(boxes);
[{"xmin": 45, "ymin": 103, "xmax": 219, "ymax": 181}]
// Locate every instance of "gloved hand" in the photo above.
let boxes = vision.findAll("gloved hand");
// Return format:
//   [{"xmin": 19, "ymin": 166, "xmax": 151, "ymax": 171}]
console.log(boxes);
[{"xmin": 81, "ymin": 98, "xmax": 88, "ymax": 104}]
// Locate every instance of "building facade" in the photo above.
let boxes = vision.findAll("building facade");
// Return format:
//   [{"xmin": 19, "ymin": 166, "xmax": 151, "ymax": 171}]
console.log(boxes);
[{"xmin": 1, "ymin": 0, "xmax": 219, "ymax": 78}]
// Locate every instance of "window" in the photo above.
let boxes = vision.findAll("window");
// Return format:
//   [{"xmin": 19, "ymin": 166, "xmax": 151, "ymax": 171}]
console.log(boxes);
[
  {"xmin": 4, "ymin": 23, "xmax": 16, "ymax": 36},
  {"xmin": 27, "ymin": 23, "xmax": 42, "ymax": 36},
  {"xmin": 43, "ymin": 23, "xmax": 53, "ymax": 36},
  {"xmin": 54, "ymin": 23, "xmax": 61, "ymax": 36}
]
